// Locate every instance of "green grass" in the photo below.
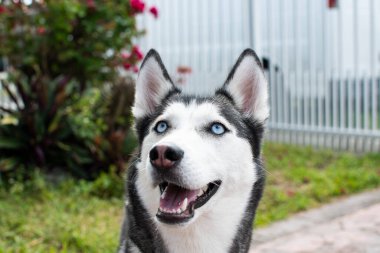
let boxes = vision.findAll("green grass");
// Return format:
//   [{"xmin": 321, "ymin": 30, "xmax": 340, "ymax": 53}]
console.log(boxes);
[
  {"xmin": 1, "ymin": 143, "xmax": 380, "ymax": 252},
  {"xmin": 0, "ymin": 173, "xmax": 124, "ymax": 253},
  {"xmin": 256, "ymin": 142, "xmax": 380, "ymax": 227}
]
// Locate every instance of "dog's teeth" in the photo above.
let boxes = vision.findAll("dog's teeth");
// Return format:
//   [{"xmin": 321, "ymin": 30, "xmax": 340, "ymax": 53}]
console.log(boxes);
[
  {"xmin": 176, "ymin": 208, "xmax": 181, "ymax": 214},
  {"xmin": 161, "ymin": 188, "xmax": 167, "ymax": 199},
  {"xmin": 197, "ymin": 189, "xmax": 203, "ymax": 197},
  {"xmin": 202, "ymin": 185, "xmax": 208, "ymax": 193},
  {"xmin": 180, "ymin": 198, "xmax": 188, "ymax": 212}
]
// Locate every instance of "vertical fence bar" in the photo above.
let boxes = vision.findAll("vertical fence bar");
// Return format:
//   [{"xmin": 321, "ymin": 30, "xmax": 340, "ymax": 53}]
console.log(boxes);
[
  {"xmin": 355, "ymin": 77, "xmax": 361, "ymax": 130},
  {"xmin": 337, "ymin": 0, "xmax": 344, "ymax": 148},
  {"xmin": 304, "ymin": 72, "xmax": 310, "ymax": 145},
  {"xmin": 340, "ymin": 73, "xmax": 346, "ymax": 129},
  {"xmin": 325, "ymin": 71, "xmax": 331, "ymax": 130},
  {"xmin": 289, "ymin": 71, "xmax": 294, "ymax": 128},
  {"xmin": 307, "ymin": 0, "xmax": 313, "ymax": 129},
  {"xmin": 277, "ymin": 0, "xmax": 284, "ymax": 126},
  {"xmin": 370, "ymin": 0, "xmax": 378, "ymax": 131},
  {"xmin": 303, "ymin": 72, "xmax": 308, "ymax": 128},
  {"xmin": 323, "ymin": 3, "xmax": 331, "ymax": 131},
  {"xmin": 348, "ymin": 72, "xmax": 354, "ymax": 130},
  {"xmin": 295, "ymin": 0, "xmax": 301, "ymax": 129},
  {"xmin": 353, "ymin": 0, "xmax": 360, "ymax": 134},
  {"xmin": 333, "ymin": 74, "xmax": 339, "ymax": 130},
  {"xmin": 364, "ymin": 73, "xmax": 370, "ymax": 131},
  {"xmin": 318, "ymin": 71, "xmax": 323, "ymax": 128},
  {"xmin": 282, "ymin": 0, "xmax": 289, "ymax": 128},
  {"xmin": 267, "ymin": 0, "xmax": 274, "ymax": 127},
  {"xmin": 290, "ymin": 0, "xmax": 296, "ymax": 129},
  {"xmin": 311, "ymin": 72, "xmax": 316, "ymax": 129}
]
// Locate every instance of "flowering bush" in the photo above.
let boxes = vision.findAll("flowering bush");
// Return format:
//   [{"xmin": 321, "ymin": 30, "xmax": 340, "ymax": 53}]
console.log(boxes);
[
  {"xmin": 0, "ymin": 0, "xmax": 158, "ymax": 180},
  {"xmin": 0, "ymin": 0, "xmax": 152, "ymax": 88}
]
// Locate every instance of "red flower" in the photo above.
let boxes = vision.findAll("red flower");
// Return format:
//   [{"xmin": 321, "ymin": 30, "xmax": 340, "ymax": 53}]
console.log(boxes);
[
  {"xmin": 123, "ymin": 62, "xmax": 131, "ymax": 70},
  {"xmin": 177, "ymin": 66, "xmax": 192, "ymax": 74},
  {"xmin": 37, "ymin": 26, "xmax": 46, "ymax": 35},
  {"xmin": 132, "ymin": 66, "xmax": 139, "ymax": 73},
  {"xmin": 149, "ymin": 6, "xmax": 158, "ymax": 18},
  {"xmin": 121, "ymin": 52, "xmax": 130, "ymax": 60},
  {"xmin": 86, "ymin": 0, "xmax": 96, "ymax": 10},
  {"xmin": 132, "ymin": 45, "xmax": 144, "ymax": 60},
  {"xmin": 130, "ymin": 0, "xmax": 145, "ymax": 13},
  {"xmin": 0, "ymin": 5, "xmax": 6, "ymax": 14}
]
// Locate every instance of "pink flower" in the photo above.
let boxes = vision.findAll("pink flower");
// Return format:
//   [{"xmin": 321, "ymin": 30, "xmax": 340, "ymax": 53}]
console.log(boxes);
[
  {"xmin": 132, "ymin": 45, "xmax": 144, "ymax": 60},
  {"xmin": 149, "ymin": 6, "xmax": 158, "ymax": 18},
  {"xmin": 130, "ymin": 0, "xmax": 145, "ymax": 13},
  {"xmin": 123, "ymin": 62, "xmax": 131, "ymax": 70},
  {"xmin": 132, "ymin": 66, "xmax": 139, "ymax": 73}
]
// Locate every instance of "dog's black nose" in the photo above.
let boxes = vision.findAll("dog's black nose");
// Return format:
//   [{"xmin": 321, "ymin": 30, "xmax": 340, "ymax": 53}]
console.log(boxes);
[{"xmin": 149, "ymin": 145, "xmax": 184, "ymax": 170}]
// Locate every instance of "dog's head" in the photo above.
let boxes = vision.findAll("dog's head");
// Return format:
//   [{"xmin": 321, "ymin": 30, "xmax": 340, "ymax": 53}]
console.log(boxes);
[{"xmin": 132, "ymin": 49, "xmax": 269, "ymax": 227}]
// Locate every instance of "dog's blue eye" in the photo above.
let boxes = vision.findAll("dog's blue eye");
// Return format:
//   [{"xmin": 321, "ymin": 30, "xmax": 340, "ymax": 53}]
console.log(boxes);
[
  {"xmin": 155, "ymin": 121, "xmax": 169, "ymax": 133},
  {"xmin": 210, "ymin": 123, "xmax": 226, "ymax": 135}
]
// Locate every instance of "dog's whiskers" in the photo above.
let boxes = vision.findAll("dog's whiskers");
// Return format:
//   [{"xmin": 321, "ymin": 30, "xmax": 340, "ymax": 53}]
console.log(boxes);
[{"xmin": 253, "ymin": 158, "xmax": 272, "ymax": 177}]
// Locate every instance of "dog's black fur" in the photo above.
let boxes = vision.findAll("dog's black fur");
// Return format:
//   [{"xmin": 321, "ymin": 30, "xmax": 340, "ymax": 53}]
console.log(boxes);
[{"xmin": 118, "ymin": 49, "xmax": 267, "ymax": 253}]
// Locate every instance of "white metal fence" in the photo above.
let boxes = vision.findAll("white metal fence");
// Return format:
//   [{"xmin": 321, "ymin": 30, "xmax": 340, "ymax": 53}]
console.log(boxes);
[
  {"xmin": 1, "ymin": 1, "xmax": 379, "ymax": 152},
  {"xmin": 139, "ymin": 0, "xmax": 380, "ymax": 152},
  {"xmin": 260, "ymin": 0, "xmax": 380, "ymax": 152}
]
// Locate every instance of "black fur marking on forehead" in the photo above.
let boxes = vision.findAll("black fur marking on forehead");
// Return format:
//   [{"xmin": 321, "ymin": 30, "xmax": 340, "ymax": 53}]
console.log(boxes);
[
  {"xmin": 135, "ymin": 93, "xmax": 211, "ymax": 146},
  {"xmin": 135, "ymin": 92, "xmax": 265, "ymax": 159}
]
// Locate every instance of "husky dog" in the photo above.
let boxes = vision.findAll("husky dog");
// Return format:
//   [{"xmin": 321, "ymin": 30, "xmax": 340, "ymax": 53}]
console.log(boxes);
[{"xmin": 118, "ymin": 48, "xmax": 269, "ymax": 253}]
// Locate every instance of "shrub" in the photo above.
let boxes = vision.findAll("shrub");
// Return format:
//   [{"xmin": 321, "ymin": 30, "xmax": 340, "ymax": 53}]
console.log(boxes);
[{"xmin": 0, "ymin": 0, "xmax": 155, "ymax": 180}]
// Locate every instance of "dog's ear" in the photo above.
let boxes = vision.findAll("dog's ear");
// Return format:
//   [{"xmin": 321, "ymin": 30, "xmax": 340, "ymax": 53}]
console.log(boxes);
[
  {"xmin": 219, "ymin": 49, "xmax": 269, "ymax": 123},
  {"xmin": 132, "ymin": 49, "xmax": 178, "ymax": 119}
]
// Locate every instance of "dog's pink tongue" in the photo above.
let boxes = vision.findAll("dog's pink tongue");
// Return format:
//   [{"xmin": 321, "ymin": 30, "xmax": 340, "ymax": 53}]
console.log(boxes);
[{"xmin": 160, "ymin": 183, "xmax": 199, "ymax": 211}]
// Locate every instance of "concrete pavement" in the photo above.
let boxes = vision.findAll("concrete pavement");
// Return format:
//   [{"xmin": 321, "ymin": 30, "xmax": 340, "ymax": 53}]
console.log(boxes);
[{"xmin": 250, "ymin": 188, "xmax": 380, "ymax": 253}]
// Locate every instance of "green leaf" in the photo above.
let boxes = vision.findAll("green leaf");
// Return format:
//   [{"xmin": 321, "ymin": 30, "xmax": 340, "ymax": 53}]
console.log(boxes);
[{"xmin": 0, "ymin": 138, "xmax": 25, "ymax": 149}]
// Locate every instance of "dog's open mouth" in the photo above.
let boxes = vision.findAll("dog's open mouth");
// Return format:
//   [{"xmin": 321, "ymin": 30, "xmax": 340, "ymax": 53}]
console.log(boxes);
[{"xmin": 156, "ymin": 180, "xmax": 222, "ymax": 224}]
